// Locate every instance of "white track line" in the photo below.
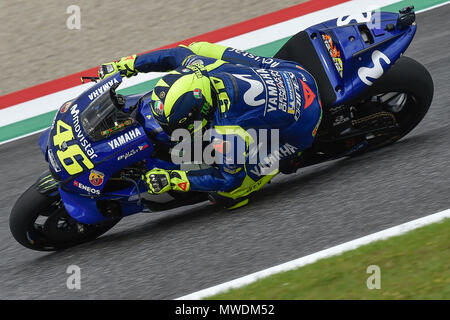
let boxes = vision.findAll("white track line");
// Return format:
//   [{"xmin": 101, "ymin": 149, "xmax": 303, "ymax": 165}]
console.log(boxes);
[{"xmin": 176, "ymin": 209, "xmax": 450, "ymax": 300}]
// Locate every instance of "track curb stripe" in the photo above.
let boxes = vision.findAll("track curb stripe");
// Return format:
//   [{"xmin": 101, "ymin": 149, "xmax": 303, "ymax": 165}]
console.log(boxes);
[{"xmin": 0, "ymin": 0, "xmax": 349, "ymax": 110}]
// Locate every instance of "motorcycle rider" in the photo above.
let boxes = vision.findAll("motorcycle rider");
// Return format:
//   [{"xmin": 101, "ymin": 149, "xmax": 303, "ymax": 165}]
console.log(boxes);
[{"xmin": 99, "ymin": 42, "xmax": 322, "ymax": 209}]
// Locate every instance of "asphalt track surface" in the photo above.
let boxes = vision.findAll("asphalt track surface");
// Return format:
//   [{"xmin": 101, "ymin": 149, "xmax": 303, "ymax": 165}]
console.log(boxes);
[{"xmin": 0, "ymin": 6, "xmax": 449, "ymax": 299}]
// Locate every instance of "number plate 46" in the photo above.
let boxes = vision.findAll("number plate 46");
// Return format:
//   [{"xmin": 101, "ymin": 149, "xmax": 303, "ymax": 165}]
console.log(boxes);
[{"xmin": 53, "ymin": 120, "xmax": 94, "ymax": 175}]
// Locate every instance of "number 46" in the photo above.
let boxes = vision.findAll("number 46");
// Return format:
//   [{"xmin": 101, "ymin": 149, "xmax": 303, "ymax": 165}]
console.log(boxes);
[{"xmin": 53, "ymin": 120, "xmax": 94, "ymax": 175}]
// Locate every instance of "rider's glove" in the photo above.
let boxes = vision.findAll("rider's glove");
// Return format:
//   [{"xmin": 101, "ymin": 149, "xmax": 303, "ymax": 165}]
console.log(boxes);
[
  {"xmin": 98, "ymin": 54, "xmax": 138, "ymax": 79},
  {"xmin": 143, "ymin": 168, "xmax": 190, "ymax": 194}
]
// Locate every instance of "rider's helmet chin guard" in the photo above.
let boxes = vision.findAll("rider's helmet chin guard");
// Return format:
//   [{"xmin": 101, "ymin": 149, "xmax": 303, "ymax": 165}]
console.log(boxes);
[{"xmin": 150, "ymin": 65, "xmax": 214, "ymax": 137}]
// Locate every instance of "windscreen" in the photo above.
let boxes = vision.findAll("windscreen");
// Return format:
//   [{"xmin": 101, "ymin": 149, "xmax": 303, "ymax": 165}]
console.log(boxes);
[{"xmin": 81, "ymin": 91, "xmax": 134, "ymax": 141}]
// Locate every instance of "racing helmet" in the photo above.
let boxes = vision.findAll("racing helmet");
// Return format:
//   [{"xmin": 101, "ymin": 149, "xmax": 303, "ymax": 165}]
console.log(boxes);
[{"xmin": 150, "ymin": 65, "xmax": 214, "ymax": 135}]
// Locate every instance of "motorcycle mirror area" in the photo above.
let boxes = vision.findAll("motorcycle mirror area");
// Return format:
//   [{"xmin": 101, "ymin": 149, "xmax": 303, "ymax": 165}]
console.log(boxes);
[
  {"xmin": 397, "ymin": 5, "xmax": 416, "ymax": 29},
  {"xmin": 109, "ymin": 81, "xmax": 126, "ymax": 111},
  {"xmin": 80, "ymin": 76, "xmax": 100, "ymax": 84}
]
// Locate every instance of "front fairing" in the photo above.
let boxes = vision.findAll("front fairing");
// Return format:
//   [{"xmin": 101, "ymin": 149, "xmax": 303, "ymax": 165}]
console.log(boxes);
[
  {"xmin": 39, "ymin": 73, "xmax": 180, "ymax": 224},
  {"xmin": 46, "ymin": 73, "xmax": 151, "ymax": 184},
  {"xmin": 43, "ymin": 74, "xmax": 150, "ymax": 221}
]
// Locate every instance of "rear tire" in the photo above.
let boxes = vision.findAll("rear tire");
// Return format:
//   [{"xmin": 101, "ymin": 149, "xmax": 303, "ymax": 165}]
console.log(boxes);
[
  {"xmin": 10, "ymin": 183, "xmax": 121, "ymax": 251},
  {"xmin": 355, "ymin": 56, "xmax": 434, "ymax": 147},
  {"xmin": 301, "ymin": 56, "xmax": 434, "ymax": 166}
]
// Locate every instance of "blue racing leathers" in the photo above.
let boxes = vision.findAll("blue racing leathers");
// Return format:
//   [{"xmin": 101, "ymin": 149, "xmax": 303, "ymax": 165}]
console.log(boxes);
[{"xmin": 135, "ymin": 42, "xmax": 322, "ymax": 203}]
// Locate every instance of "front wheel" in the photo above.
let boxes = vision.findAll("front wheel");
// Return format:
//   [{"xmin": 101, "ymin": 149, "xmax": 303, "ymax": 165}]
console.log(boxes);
[{"xmin": 9, "ymin": 183, "xmax": 121, "ymax": 251}]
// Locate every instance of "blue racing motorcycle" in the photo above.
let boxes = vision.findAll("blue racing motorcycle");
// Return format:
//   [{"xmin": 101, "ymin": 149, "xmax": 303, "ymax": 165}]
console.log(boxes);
[{"xmin": 10, "ymin": 6, "xmax": 433, "ymax": 250}]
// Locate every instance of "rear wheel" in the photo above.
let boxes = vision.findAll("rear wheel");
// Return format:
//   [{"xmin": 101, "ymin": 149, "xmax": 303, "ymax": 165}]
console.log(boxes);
[
  {"xmin": 9, "ymin": 183, "xmax": 121, "ymax": 251},
  {"xmin": 352, "ymin": 56, "xmax": 434, "ymax": 150},
  {"xmin": 314, "ymin": 56, "xmax": 433, "ymax": 158}
]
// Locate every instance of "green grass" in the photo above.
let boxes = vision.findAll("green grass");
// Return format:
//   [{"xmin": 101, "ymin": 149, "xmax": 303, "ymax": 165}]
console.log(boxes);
[{"xmin": 208, "ymin": 219, "xmax": 450, "ymax": 300}]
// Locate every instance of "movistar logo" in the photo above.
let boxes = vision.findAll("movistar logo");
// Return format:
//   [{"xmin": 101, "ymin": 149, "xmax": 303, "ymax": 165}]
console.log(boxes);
[
  {"xmin": 358, "ymin": 50, "xmax": 391, "ymax": 86},
  {"xmin": 233, "ymin": 74, "xmax": 265, "ymax": 106}
]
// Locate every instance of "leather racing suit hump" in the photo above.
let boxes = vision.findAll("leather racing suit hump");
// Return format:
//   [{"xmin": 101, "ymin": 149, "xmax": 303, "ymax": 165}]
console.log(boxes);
[{"xmin": 134, "ymin": 42, "xmax": 323, "ymax": 208}]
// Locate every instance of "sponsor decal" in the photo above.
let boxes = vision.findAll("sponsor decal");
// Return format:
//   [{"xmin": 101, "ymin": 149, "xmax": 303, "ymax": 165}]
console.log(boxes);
[
  {"xmin": 233, "ymin": 74, "xmax": 265, "ymax": 106},
  {"xmin": 138, "ymin": 143, "xmax": 149, "ymax": 151},
  {"xmin": 88, "ymin": 78, "xmax": 119, "ymax": 101},
  {"xmin": 193, "ymin": 88, "xmax": 202, "ymax": 99},
  {"xmin": 73, "ymin": 180, "xmax": 100, "ymax": 195},
  {"xmin": 322, "ymin": 34, "xmax": 344, "ymax": 78},
  {"xmin": 299, "ymin": 80, "xmax": 316, "ymax": 110},
  {"xmin": 177, "ymin": 182, "xmax": 188, "ymax": 191},
  {"xmin": 60, "ymin": 101, "xmax": 71, "ymax": 114},
  {"xmin": 250, "ymin": 69, "xmax": 277, "ymax": 113},
  {"xmin": 123, "ymin": 55, "xmax": 135, "ymax": 61},
  {"xmin": 358, "ymin": 50, "xmax": 391, "ymax": 86},
  {"xmin": 249, "ymin": 143, "xmax": 298, "ymax": 177},
  {"xmin": 245, "ymin": 177, "xmax": 267, "ymax": 194},
  {"xmin": 107, "ymin": 128, "xmax": 142, "ymax": 150},
  {"xmin": 118, "ymin": 149, "xmax": 137, "ymax": 161},
  {"xmin": 227, "ymin": 48, "xmax": 280, "ymax": 68},
  {"xmin": 47, "ymin": 149, "xmax": 61, "ymax": 172},
  {"xmin": 70, "ymin": 104, "xmax": 98, "ymax": 160},
  {"xmin": 282, "ymin": 71, "xmax": 302, "ymax": 119},
  {"xmin": 89, "ymin": 170, "xmax": 104, "ymax": 187},
  {"xmin": 152, "ymin": 100, "xmax": 164, "ymax": 116},
  {"xmin": 272, "ymin": 70, "xmax": 289, "ymax": 114},
  {"xmin": 252, "ymin": 69, "xmax": 303, "ymax": 120},
  {"xmin": 117, "ymin": 142, "xmax": 149, "ymax": 160}
]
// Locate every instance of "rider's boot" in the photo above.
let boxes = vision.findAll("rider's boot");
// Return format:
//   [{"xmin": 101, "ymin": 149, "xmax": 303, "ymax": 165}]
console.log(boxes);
[
  {"xmin": 208, "ymin": 193, "xmax": 250, "ymax": 210},
  {"xmin": 279, "ymin": 151, "xmax": 304, "ymax": 174}
]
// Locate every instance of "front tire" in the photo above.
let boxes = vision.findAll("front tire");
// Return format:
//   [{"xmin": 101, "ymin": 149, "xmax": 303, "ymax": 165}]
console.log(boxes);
[{"xmin": 10, "ymin": 183, "xmax": 121, "ymax": 251}]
